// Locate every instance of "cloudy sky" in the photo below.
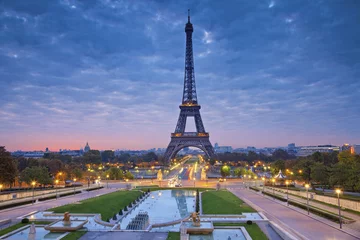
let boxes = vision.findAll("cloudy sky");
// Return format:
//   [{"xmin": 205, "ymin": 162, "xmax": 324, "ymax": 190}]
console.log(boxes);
[{"xmin": 1, "ymin": 0, "xmax": 359, "ymax": 151}]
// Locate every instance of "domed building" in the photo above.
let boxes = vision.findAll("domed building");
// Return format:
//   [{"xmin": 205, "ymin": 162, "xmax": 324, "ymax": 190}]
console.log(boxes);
[{"xmin": 84, "ymin": 142, "xmax": 91, "ymax": 153}]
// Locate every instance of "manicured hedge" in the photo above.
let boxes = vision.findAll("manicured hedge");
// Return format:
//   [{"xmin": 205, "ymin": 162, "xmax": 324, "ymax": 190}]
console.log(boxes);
[
  {"xmin": 85, "ymin": 186, "xmax": 104, "ymax": 192},
  {"xmin": 249, "ymin": 187, "xmax": 260, "ymax": 192}
]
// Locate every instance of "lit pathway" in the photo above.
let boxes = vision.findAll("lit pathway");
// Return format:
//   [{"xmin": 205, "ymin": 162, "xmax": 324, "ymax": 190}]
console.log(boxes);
[
  {"xmin": 263, "ymin": 186, "xmax": 360, "ymax": 233},
  {"xmin": 229, "ymin": 188, "xmax": 358, "ymax": 240}
]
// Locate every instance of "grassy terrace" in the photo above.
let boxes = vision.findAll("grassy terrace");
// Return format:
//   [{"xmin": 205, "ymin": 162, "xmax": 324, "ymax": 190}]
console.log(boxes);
[
  {"xmin": 202, "ymin": 190, "xmax": 255, "ymax": 214},
  {"xmin": 167, "ymin": 232, "xmax": 180, "ymax": 240},
  {"xmin": 48, "ymin": 190, "xmax": 142, "ymax": 221},
  {"xmin": 0, "ymin": 221, "xmax": 51, "ymax": 237},
  {"xmin": 213, "ymin": 223, "xmax": 268, "ymax": 240},
  {"xmin": 61, "ymin": 231, "xmax": 87, "ymax": 240}
]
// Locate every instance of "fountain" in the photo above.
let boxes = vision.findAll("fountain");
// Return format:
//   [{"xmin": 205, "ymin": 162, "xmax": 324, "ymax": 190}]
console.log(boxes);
[
  {"xmin": 183, "ymin": 212, "xmax": 213, "ymax": 235},
  {"xmin": 63, "ymin": 212, "xmax": 71, "ymax": 226},
  {"xmin": 200, "ymin": 168, "xmax": 207, "ymax": 180},
  {"xmin": 27, "ymin": 223, "xmax": 36, "ymax": 240},
  {"xmin": 191, "ymin": 212, "xmax": 201, "ymax": 227},
  {"xmin": 157, "ymin": 169, "xmax": 163, "ymax": 181},
  {"xmin": 44, "ymin": 212, "xmax": 88, "ymax": 232}
]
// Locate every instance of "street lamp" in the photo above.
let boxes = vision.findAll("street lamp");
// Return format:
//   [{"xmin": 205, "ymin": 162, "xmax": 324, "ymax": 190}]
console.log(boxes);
[
  {"xmin": 262, "ymin": 177, "xmax": 265, "ymax": 193},
  {"xmin": 336, "ymin": 189, "xmax": 342, "ymax": 229},
  {"xmin": 305, "ymin": 184, "xmax": 310, "ymax": 215},
  {"xmin": 193, "ymin": 178, "xmax": 196, "ymax": 187},
  {"xmin": 106, "ymin": 174, "xmax": 109, "ymax": 189},
  {"xmin": 31, "ymin": 181, "xmax": 36, "ymax": 204},
  {"xmin": 73, "ymin": 178, "xmax": 77, "ymax": 195},
  {"xmin": 271, "ymin": 178, "xmax": 275, "ymax": 199},
  {"xmin": 55, "ymin": 179, "xmax": 59, "ymax": 199},
  {"xmin": 285, "ymin": 180, "xmax": 289, "ymax": 206},
  {"xmin": 0, "ymin": 184, "xmax": 3, "ymax": 192}
]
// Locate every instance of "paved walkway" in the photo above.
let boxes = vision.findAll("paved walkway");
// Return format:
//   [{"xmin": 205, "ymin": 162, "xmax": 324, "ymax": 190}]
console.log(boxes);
[
  {"xmin": 264, "ymin": 186, "xmax": 360, "ymax": 233},
  {"xmin": 229, "ymin": 188, "xmax": 358, "ymax": 240},
  {"xmin": 80, "ymin": 232, "xmax": 168, "ymax": 240}
]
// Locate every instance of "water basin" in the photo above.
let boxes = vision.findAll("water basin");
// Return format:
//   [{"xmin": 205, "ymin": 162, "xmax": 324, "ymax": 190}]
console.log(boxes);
[
  {"xmin": 119, "ymin": 190, "xmax": 196, "ymax": 229},
  {"xmin": 1, "ymin": 226, "xmax": 66, "ymax": 239},
  {"xmin": 189, "ymin": 229, "xmax": 246, "ymax": 240}
]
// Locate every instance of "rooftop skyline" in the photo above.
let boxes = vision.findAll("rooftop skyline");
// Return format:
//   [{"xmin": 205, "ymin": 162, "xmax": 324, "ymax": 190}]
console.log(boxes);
[{"xmin": 1, "ymin": 0, "xmax": 360, "ymax": 151}]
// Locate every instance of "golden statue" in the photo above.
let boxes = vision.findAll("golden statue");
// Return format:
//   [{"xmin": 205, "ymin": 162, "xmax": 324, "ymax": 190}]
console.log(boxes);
[
  {"xmin": 191, "ymin": 212, "xmax": 201, "ymax": 226},
  {"xmin": 63, "ymin": 212, "xmax": 71, "ymax": 226}
]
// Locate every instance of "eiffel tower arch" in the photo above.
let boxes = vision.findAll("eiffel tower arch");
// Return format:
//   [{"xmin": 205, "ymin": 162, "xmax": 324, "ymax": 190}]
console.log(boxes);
[{"xmin": 164, "ymin": 10, "xmax": 216, "ymax": 163}]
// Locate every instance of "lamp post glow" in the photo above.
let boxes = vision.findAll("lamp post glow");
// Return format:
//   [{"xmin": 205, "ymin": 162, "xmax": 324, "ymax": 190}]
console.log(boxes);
[
  {"xmin": 336, "ymin": 189, "xmax": 342, "ymax": 229},
  {"xmin": 285, "ymin": 180, "xmax": 289, "ymax": 206},
  {"xmin": 31, "ymin": 181, "xmax": 36, "ymax": 204},
  {"xmin": 193, "ymin": 178, "xmax": 196, "ymax": 187},
  {"xmin": 0, "ymin": 184, "xmax": 3, "ymax": 192},
  {"xmin": 106, "ymin": 174, "xmax": 109, "ymax": 189},
  {"xmin": 73, "ymin": 178, "xmax": 77, "ymax": 195},
  {"xmin": 305, "ymin": 184, "xmax": 310, "ymax": 215},
  {"xmin": 55, "ymin": 179, "xmax": 59, "ymax": 199}
]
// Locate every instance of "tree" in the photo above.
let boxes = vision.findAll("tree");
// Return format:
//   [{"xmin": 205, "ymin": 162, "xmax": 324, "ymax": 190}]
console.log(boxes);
[
  {"xmin": 220, "ymin": 165, "xmax": 231, "ymax": 178},
  {"xmin": 107, "ymin": 167, "xmax": 124, "ymax": 180},
  {"xmin": 0, "ymin": 147, "xmax": 17, "ymax": 187},
  {"xmin": 293, "ymin": 158, "xmax": 314, "ymax": 183},
  {"xmin": 234, "ymin": 167, "xmax": 245, "ymax": 177},
  {"xmin": 143, "ymin": 152, "xmax": 158, "ymax": 162},
  {"xmin": 124, "ymin": 171, "xmax": 134, "ymax": 180},
  {"xmin": 83, "ymin": 150, "xmax": 101, "ymax": 164},
  {"xmin": 310, "ymin": 162, "xmax": 329, "ymax": 191},
  {"xmin": 20, "ymin": 166, "xmax": 52, "ymax": 186},
  {"xmin": 272, "ymin": 149, "xmax": 293, "ymax": 160},
  {"xmin": 101, "ymin": 150, "xmax": 115, "ymax": 162},
  {"xmin": 272, "ymin": 160, "xmax": 285, "ymax": 173}
]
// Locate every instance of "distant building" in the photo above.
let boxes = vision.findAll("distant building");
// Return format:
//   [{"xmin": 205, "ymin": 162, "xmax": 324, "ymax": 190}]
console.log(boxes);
[
  {"xmin": 341, "ymin": 143, "xmax": 351, "ymax": 152},
  {"xmin": 296, "ymin": 145, "xmax": 340, "ymax": 157},
  {"xmin": 84, "ymin": 142, "xmax": 91, "ymax": 153},
  {"xmin": 214, "ymin": 143, "xmax": 233, "ymax": 153},
  {"xmin": 45, "ymin": 147, "xmax": 49, "ymax": 152},
  {"xmin": 287, "ymin": 143, "xmax": 296, "ymax": 154},
  {"xmin": 353, "ymin": 145, "xmax": 360, "ymax": 154},
  {"xmin": 12, "ymin": 151, "xmax": 44, "ymax": 158}
]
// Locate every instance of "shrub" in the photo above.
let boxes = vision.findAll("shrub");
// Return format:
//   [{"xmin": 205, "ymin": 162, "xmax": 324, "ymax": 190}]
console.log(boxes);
[
  {"xmin": 21, "ymin": 218, "xmax": 29, "ymax": 223},
  {"xmin": 129, "ymin": 203, "xmax": 132, "ymax": 208},
  {"xmin": 246, "ymin": 220, "xmax": 253, "ymax": 225},
  {"xmin": 147, "ymin": 188, "xmax": 150, "ymax": 193},
  {"xmin": 119, "ymin": 210, "xmax": 123, "ymax": 215},
  {"xmin": 124, "ymin": 206, "xmax": 128, "ymax": 211},
  {"xmin": 112, "ymin": 214, "xmax": 117, "ymax": 220}
]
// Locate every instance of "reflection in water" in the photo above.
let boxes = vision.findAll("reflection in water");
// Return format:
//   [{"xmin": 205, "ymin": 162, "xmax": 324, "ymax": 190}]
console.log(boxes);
[{"xmin": 171, "ymin": 190, "xmax": 195, "ymax": 218}]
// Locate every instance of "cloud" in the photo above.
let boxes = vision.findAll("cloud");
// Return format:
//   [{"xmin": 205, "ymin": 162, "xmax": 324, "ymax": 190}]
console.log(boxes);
[{"xmin": 0, "ymin": 0, "xmax": 359, "ymax": 151}]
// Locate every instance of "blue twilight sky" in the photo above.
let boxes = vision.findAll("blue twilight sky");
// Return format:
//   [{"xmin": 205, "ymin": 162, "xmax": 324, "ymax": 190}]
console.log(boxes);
[{"xmin": 0, "ymin": 0, "xmax": 360, "ymax": 151}]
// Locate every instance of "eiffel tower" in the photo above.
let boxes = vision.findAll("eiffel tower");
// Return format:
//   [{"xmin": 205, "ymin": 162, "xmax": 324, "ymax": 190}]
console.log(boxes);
[{"xmin": 164, "ymin": 10, "xmax": 216, "ymax": 163}]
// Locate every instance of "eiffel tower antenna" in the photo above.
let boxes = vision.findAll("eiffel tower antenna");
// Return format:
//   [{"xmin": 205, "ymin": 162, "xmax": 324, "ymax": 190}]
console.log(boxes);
[{"xmin": 164, "ymin": 12, "xmax": 216, "ymax": 164}]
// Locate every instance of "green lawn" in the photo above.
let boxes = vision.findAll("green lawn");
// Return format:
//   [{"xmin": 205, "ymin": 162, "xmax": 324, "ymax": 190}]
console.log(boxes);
[
  {"xmin": 61, "ymin": 231, "xmax": 87, "ymax": 240},
  {"xmin": 213, "ymin": 223, "xmax": 268, "ymax": 240},
  {"xmin": 202, "ymin": 190, "xmax": 255, "ymax": 214},
  {"xmin": 49, "ymin": 190, "xmax": 142, "ymax": 221},
  {"xmin": 167, "ymin": 232, "xmax": 180, "ymax": 240},
  {"xmin": 0, "ymin": 221, "xmax": 51, "ymax": 237}
]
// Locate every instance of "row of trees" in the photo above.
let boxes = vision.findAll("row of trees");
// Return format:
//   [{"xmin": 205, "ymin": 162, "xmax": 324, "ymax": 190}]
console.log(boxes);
[
  {"xmin": 271, "ymin": 151, "xmax": 360, "ymax": 191},
  {"xmin": 214, "ymin": 149, "xmax": 295, "ymax": 164}
]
